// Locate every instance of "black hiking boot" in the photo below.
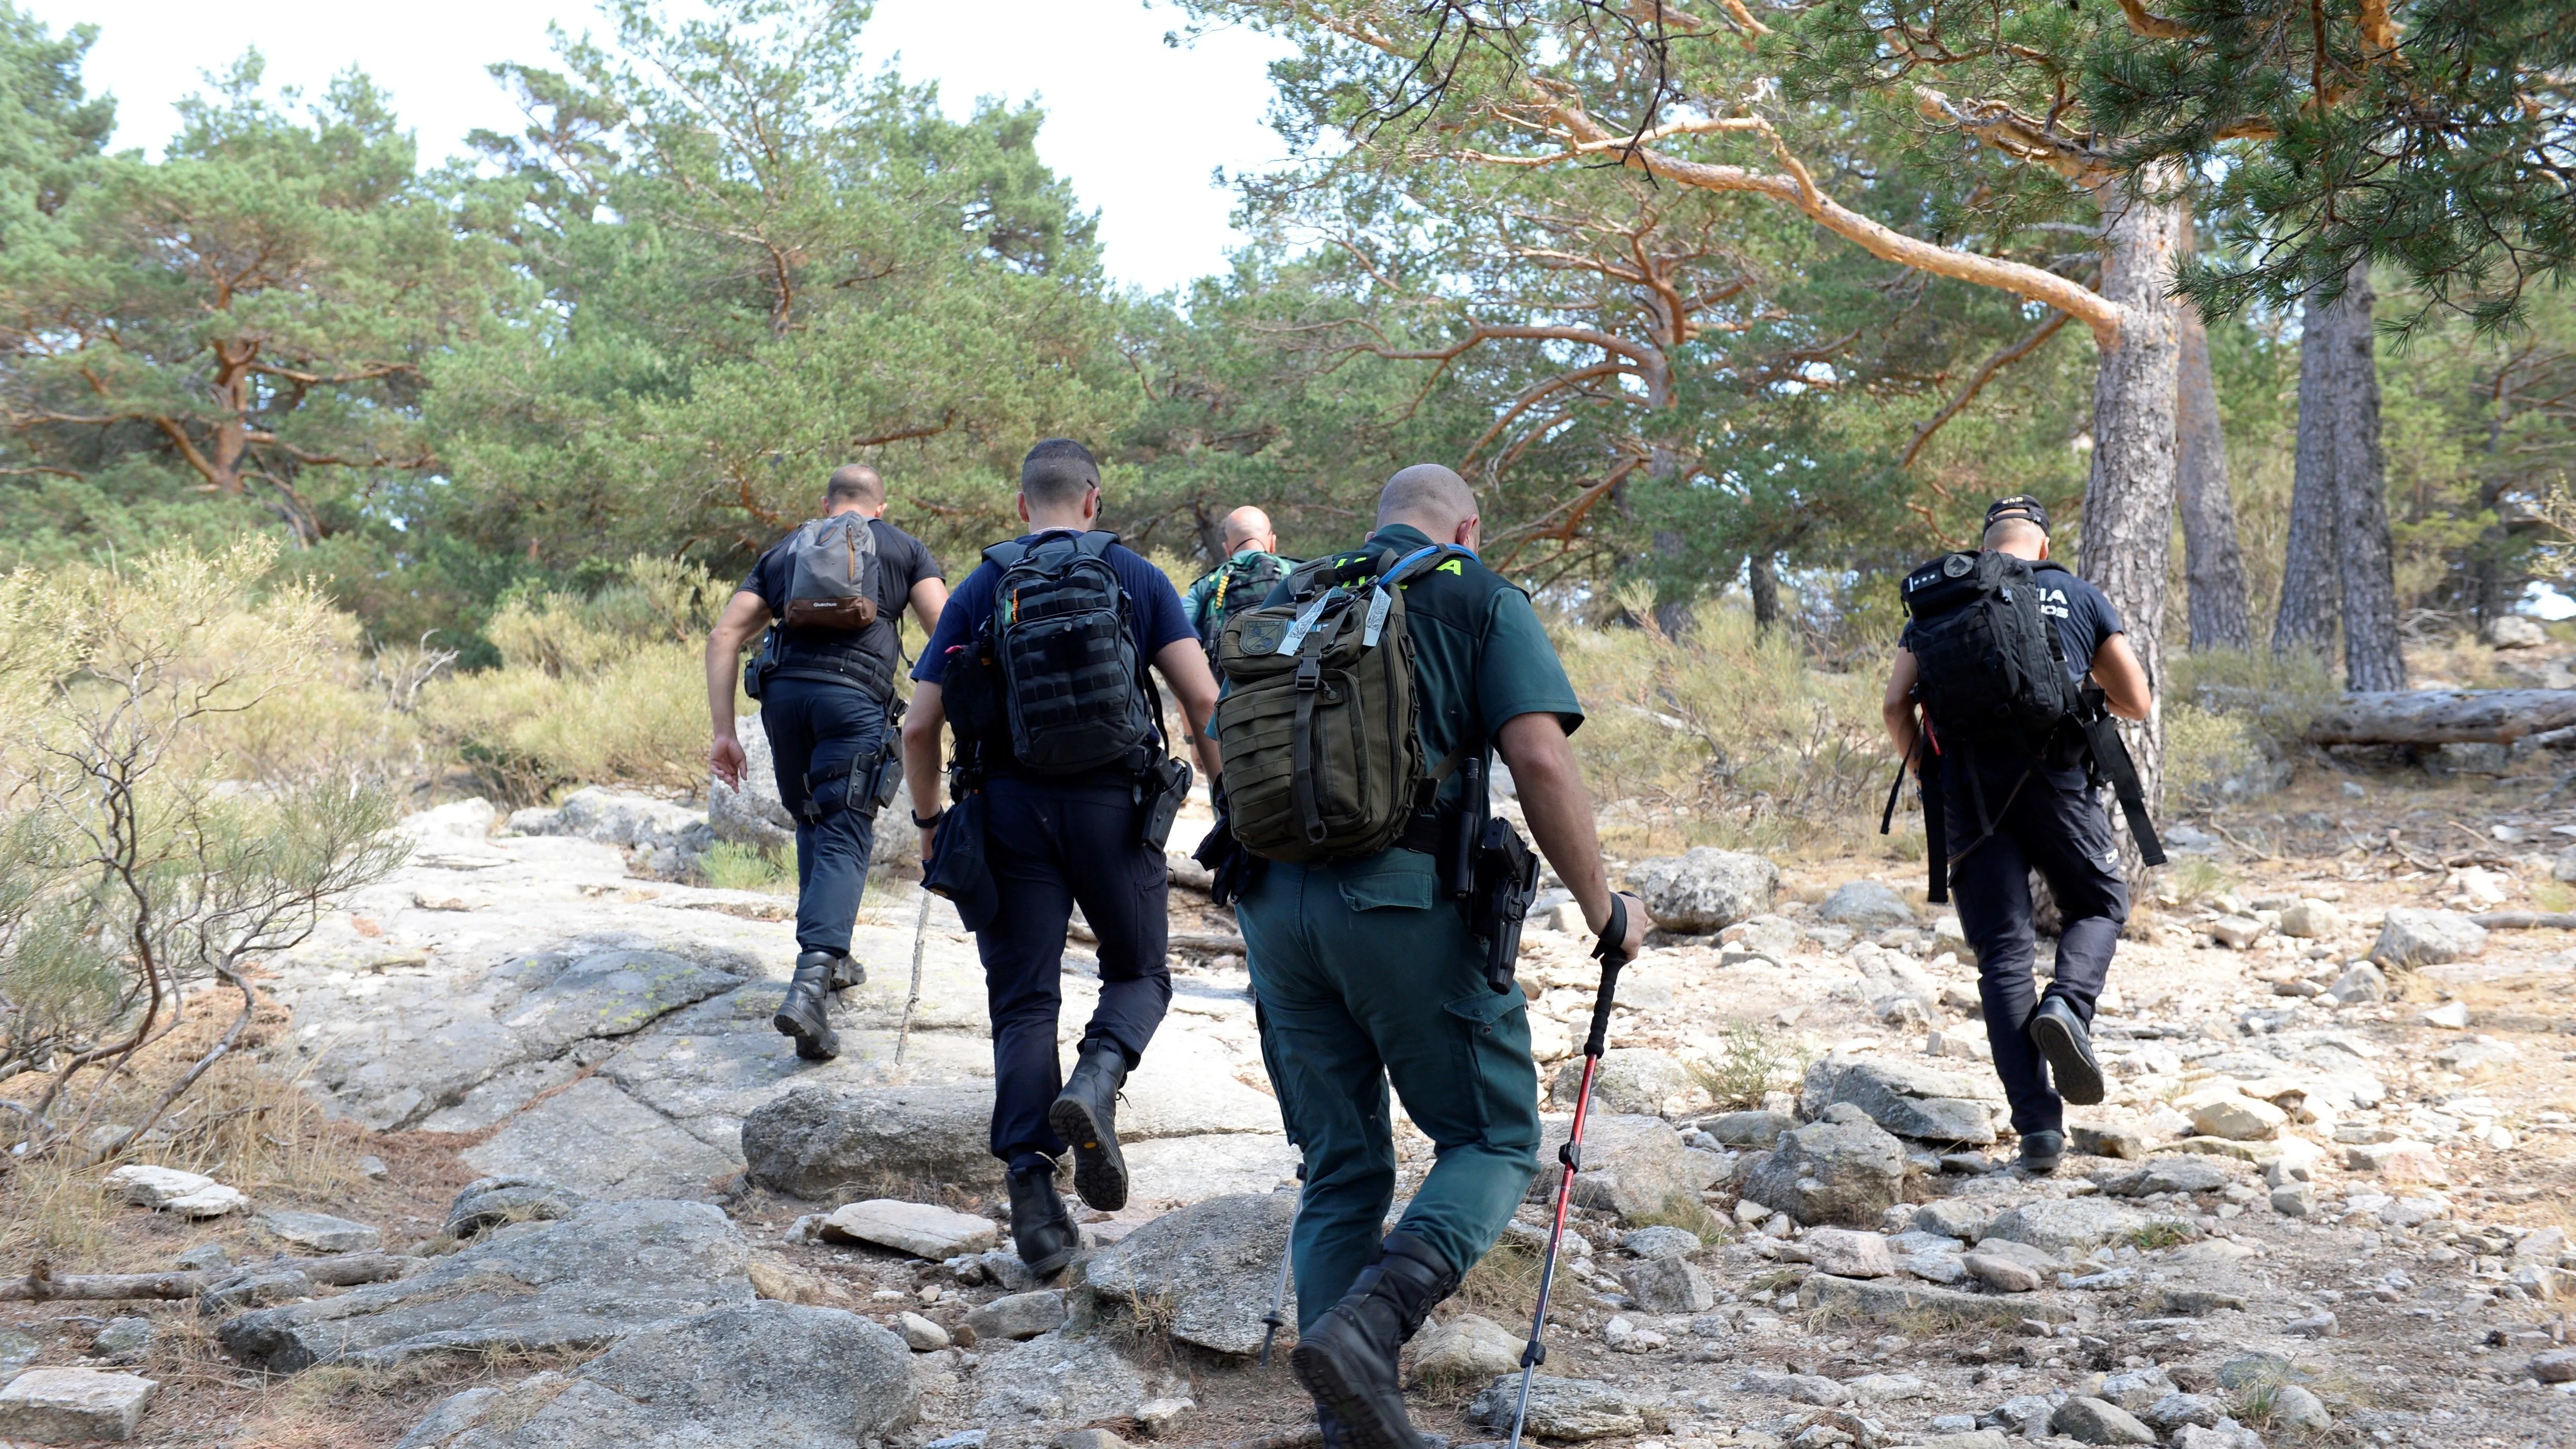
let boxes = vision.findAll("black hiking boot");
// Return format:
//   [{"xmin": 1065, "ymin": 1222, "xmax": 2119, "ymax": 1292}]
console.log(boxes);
[
  {"xmin": 1007, "ymin": 1161, "xmax": 1078, "ymax": 1276},
  {"xmin": 1048, "ymin": 1040, "xmax": 1131, "ymax": 1212},
  {"xmin": 2029, "ymin": 996, "xmax": 2105, "ymax": 1106},
  {"xmin": 2018, "ymin": 1130, "xmax": 2066, "ymax": 1175},
  {"xmin": 829, "ymin": 954, "xmax": 866, "ymax": 991},
  {"xmin": 1289, "ymin": 1232, "xmax": 1456, "ymax": 1449},
  {"xmin": 773, "ymin": 950, "xmax": 843, "ymax": 1061}
]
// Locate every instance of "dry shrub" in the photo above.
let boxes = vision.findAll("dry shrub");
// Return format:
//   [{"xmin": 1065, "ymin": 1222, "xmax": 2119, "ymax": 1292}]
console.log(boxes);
[
  {"xmin": 1687, "ymin": 1019, "xmax": 1806, "ymax": 1111},
  {"xmin": 1556, "ymin": 586, "xmax": 1890, "ymax": 852}
]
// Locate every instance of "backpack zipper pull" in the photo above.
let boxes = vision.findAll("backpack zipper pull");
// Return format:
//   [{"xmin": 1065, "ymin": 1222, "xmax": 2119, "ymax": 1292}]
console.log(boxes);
[{"xmin": 1361, "ymin": 585, "xmax": 1393, "ymax": 647}]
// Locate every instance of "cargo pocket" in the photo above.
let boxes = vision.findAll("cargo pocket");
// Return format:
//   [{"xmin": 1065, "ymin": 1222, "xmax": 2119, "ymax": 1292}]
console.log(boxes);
[
  {"xmin": 1338, "ymin": 857, "xmax": 1436, "ymax": 912},
  {"xmin": 1439, "ymin": 986, "xmax": 1539, "ymax": 1142}
]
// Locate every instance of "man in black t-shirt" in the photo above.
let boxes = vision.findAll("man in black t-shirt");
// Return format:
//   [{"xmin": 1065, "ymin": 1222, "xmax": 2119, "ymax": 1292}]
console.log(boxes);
[
  {"xmin": 1881, "ymin": 496, "xmax": 2155, "ymax": 1175},
  {"xmin": 706, "ymin": 464, "xmax": 948, "ymax": 1062}
]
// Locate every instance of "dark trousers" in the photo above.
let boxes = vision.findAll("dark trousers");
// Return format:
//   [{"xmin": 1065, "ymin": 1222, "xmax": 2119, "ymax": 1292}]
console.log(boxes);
[
  {"xmin": 1239, "ymin": 849, "xmax": 1542, "ymax": 1331},
  {"xmin": 758, "ymin": 676, "xmax": 886, "ymax": 958},
  {"xmin": 1944, "ymin": 763, "xmax": 2129, "ymax": 1137},
  {"xmin": 974, "ymin": 775, "xmax": 1171, "ymax": 1166}
]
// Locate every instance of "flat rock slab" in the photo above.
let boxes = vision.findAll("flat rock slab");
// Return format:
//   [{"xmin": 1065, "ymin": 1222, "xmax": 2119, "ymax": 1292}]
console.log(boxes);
[
  {"xmin": 462, "ymin": 1077, "xmax": 742, "ymax": 1201},
  {"xmin": 257, "ymin": 1209, "xmax": 381, "ymax": 1254},
  {"xmin": 1802, "ymin": 1054, "xmax": 1999, "ymax": 1146},
  {"xmin": 394, "ymin": 1302, "xmax": 913, "ymax": 1448},
  {"xmin": 741, "ymin": 1084, "xmax": 1004, "ymax": 1198},
  {"xmin": 1798, "ymin": 1273, "xmax": 2069, "ymax": 1324},
  {"xmin": 0, "ymin": 1368, "xmax": 157, "ymax": 1443},
  {"xmin": 1119, "ymin": 1134, "xmax": 1301, "ymax": 1205},
  {"xmin": 1985, "ymin": 1199, "xmax": 2152, "ymax": 1256},
  {"xmin": 1078, "ymin": 1193, "xmax": 1295, "ymax": 1355},
  {"xmin": 821, "ymin": 1200, "xmax": 996, "ymax": 1259},
  {"xmin": 972, "ymin": 1330, "xmax": 1186, "ymax": 1429},
  {"xmin": 1466, "ymin": 1374, "xmax": 1643, "ymax": 1440},
  {"xmin": 218, "ymin": 1200, "xmax": 753, "ymax": 1372}
]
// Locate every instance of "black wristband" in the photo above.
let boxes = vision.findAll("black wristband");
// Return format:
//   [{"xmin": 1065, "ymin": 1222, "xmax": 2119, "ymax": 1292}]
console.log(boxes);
[{"xmin": 911, "ymin": 808, "xmax": 945, "ymax": 829}]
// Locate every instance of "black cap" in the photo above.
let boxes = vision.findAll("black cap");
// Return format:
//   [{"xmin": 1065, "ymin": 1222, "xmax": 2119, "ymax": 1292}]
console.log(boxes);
[{"xmin": 1984, "ymin": 495, "xmax": 2051, "ymax": 535}]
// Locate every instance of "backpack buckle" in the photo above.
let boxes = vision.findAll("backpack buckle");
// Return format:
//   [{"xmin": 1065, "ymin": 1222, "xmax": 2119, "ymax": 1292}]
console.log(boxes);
[{"xmin": 1295, "ymin": 656, "xmax": 1321, "ymax": 690}]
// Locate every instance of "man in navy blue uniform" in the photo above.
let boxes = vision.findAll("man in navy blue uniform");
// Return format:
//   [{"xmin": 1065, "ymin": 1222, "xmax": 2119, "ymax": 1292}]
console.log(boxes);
[
  {"xmin": 707, "ymin": 464, "xmax": 948, "ymax": 1062},
  {"xmin": 901, "ymin": 439, "xmax": 1223, "ymax": 1272},
  {"xmin": 1881, "ymin": 497, "xmax": 2154, "ymax": 1174}
]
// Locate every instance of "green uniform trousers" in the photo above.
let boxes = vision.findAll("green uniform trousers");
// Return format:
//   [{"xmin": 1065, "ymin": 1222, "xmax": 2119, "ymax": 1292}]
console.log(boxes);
[{"xmin": 1238, "ymin": 849, "xmax": 1542, "ymax": 1333}]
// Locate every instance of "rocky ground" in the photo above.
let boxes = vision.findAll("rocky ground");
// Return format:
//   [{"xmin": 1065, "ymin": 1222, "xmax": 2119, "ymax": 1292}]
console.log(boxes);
[{"xmin": 10, "ymin": 744, "xmax": 2576, "ymax": 1448}]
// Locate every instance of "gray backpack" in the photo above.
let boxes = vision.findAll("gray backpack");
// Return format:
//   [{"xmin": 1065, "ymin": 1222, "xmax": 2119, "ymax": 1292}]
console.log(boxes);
[{"xmin": 783, "ymin": 515, "xmax": 882, "ymax": 630}]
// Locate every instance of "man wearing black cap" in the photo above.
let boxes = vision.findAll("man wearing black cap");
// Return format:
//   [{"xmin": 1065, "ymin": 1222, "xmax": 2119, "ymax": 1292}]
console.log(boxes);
[
  {"xmin": 901, "ymin": 439, "xmax": 1223, "ymax": 1272},
  {"xmin": 1880, "ymin": 496, "xmax": 2154, "ymax": 1173}
]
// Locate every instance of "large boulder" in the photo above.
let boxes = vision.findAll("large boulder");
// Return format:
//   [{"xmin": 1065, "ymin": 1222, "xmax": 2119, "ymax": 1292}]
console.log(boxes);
[
  {"xmin": 512, "ymin": 788, "xmax": 716, "ymax": 877},
  {"xmin": 705, "ymin": 725, "xmax": 797, "ymax": 855},
  {"xmin": 218, "ymin": 1200, "xmax": 753, "ymax": 1372},
  {"xmin": 740, "ymin": 1084, "xmax": 1004, "ymax": 1198},
  {"xmin": 1550, "ymin": 1049, "xmax": 1688, "ymax": 1116},
  {"xmin": 1528, "ymin": 1115, "xmax": 1703, "ymax": 1219},
  {"xmin": 1626, "ymin": 849, "xmax": 1778, "ymax": 933},
  {"xmin": 1738, "ymin": 1108, "xmax": 1906, "ymax": 1227},
  {"xmin": 2371, "ymin": 908, "xmax": 2487, "ymax": 968},
  {"xmin": 1801, "ymin": 1055, "xmax": 1999, "ymax": 1146},
  {"xmin": 1820, "ymin": 880, "xmax": 1914, "ymax": 929},
  {"xmin": 1076, "ymin": 1193, "xmax": 1295, "ymax": 1356},
  {"xmin": 394, "ymin": 1302, "xmax": 915, "ymax": 1448}
]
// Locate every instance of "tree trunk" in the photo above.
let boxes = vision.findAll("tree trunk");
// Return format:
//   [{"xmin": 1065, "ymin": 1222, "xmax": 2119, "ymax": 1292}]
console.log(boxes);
[
  {"xmin": 2077, "ymin": 177, "xmax": 2184, "ymax": 863},
  {"xmin": 1747, "ymin": 551, "xmax": 1779, "ymax": 632},
  {"xmin": 2305, "ymin": 688, "xmax": 2576, "ymax": 744},
  {"xmin": 2273, "ymin": 277, "xmax": 2348, "ymax": 656},
  {"xmin": 2175, "ymin": 303, "xmax": 2252, "ymax": 650},
  {"xmin": 2328, "ymin": 263, "xmax": 2406, "ymax": 691}
]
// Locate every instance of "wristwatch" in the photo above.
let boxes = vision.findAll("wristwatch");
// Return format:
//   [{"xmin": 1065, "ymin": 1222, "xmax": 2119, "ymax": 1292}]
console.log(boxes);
[{"xmin": 911, "ymin": 808, "xmax": 945, "ymax": 829}]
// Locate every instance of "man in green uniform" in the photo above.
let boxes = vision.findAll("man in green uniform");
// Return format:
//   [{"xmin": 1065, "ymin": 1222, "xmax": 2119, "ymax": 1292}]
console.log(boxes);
[
  {"xmin": 1182, "ymin": 505, "xmax": 1293, "ymax": 653},
  {"xmin": 1234, "ymin": 464, "xmax": 1648, "ymax": 1449}
]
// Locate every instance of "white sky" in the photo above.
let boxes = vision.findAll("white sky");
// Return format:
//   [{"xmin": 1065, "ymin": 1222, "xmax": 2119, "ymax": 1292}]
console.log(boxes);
[{"xmin": 24, "ymin": 0, "xmax": 1295, "ymax": 294}]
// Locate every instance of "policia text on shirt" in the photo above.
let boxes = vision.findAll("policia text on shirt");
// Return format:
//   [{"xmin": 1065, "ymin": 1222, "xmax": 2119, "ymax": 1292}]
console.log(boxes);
[{"xmin": 1205, "ymin": 463, "xmax": 1648, "ymax": 1449}]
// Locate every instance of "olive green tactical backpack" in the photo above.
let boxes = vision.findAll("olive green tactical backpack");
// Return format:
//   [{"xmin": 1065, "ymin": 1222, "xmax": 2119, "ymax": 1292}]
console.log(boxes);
[{"xmin": 1212, "ymin": 544, "xmax": 1464, "ymax": 865}]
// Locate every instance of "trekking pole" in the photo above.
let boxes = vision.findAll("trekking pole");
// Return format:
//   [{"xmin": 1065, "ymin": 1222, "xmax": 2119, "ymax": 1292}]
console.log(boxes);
[
  {"xmin": 1507, "ymin": 895, "xmax": 1632, "ymax": 1449},
  {"xmin": 1259, "ymin": 1163, "xmax": 1307, "ymax": 1367},
  {"xmin": 894, "ymin": 888, "xmax": 932, "ymax": 1064}
]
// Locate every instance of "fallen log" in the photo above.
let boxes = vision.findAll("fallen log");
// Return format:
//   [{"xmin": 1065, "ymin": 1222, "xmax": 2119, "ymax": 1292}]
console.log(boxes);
[
  {"xmin": 0, "ymin": 1250, "xmax": 406, "ymax": 1302},
  {"xmin": 2469, "ymin": 912, "xmax": 2576, "ymax": 931},
  {"xmin": 2306, "ymin": 690, "xmax": 2576, "ymax": 746},
  {"xmin": 1067, "ymin": 920, "xmax": 1246, "ymax": 955}
]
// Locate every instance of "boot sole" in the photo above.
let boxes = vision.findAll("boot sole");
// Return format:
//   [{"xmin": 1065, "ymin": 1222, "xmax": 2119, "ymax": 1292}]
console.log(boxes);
[
  {"xmin": 774, "ymin": 1011, "xmax": 840, "ymax": 1062},
  {"xmin": 1048, "ymin": 1094, "xmax": 1129, "ymax": 1212},
  {"xmin": 1290, "ymin": 1335, "xmax": 1423, "ymax": 1449},
  {"xmin": 2030, "ymin": 1010, "xmax": 2105, "ymax": 1106}
]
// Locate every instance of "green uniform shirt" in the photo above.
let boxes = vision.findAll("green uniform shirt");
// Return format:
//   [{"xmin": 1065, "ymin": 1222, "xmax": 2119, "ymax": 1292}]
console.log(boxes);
[
  {"xmin": 1183, "ymin": 547, "xmax": 1293, "ymax": 636},
  {"xmin": 1325, "ymin": 524, "xmax": 1584, "ymax": 813}
]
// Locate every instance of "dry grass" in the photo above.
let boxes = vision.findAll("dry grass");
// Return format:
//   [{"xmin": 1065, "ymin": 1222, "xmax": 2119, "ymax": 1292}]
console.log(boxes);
[
  {"xmin": 229, "ymin": 1346, "xmax": 601, "ymax": 1448},
  {"xmin": 1459, "ymin": 1234, "xmax": 1546, "ymax": 1323}
]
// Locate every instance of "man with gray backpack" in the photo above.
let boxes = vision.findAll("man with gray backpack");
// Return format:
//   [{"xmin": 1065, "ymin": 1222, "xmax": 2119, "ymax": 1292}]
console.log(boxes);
[
  {"xmin": 1210, "ymin": 463, "xmax": 1647, "ymax": 1449},
  {"xmin": 900, "ymin": 439, "xmax": 1222, "ymax": 1275},
  {"xmin": 707, "ymin": 463, "xmax": 948, "ymax": 1062}
]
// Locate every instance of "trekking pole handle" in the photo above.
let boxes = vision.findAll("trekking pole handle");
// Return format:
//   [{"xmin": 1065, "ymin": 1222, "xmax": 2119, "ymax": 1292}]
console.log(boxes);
[{"xmin": 1583, "ymin": 894, "xmax": 1630, "ymax": 1060}]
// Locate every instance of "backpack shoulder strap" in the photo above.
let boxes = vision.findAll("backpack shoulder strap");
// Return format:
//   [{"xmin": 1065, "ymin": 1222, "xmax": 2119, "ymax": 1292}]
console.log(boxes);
[
  {"xmin": 1077, "ymin": 530, "xmax": 1119, "ymax": 558},
  {"xmin": 983, "ymin": 539, "xmax": 1030, "ymax": 569}
]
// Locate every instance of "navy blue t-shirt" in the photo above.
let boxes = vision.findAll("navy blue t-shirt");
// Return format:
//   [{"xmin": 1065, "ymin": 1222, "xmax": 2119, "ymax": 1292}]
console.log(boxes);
[{"xmin": 912, "ymin": 530, "xmax": 1195, "ymax": 687}]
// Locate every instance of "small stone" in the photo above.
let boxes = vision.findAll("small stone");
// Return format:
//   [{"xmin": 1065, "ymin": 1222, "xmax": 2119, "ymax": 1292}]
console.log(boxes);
[
  {"xmin": 356, "ymin": 1155, "xmax": 390, "ymax": 1180},
  {"xmin": 820, "ymin": 1200, "xmax": 998, "ymax": 1259},
  {"xmin": 0, "ymin": 1368, "xmax": 157, "ymax": 1442},
  {"xmin": 1734, "ymin": 1368, "xmax": 1853, "ymax": 1405},
  {"xmin": 101, "ymin": 1165, "xmax": 215, "ymax": 1209},
  {"xmin": 1846, "ymin": 1372, "xmax": 1929, "ymax": 1401},
  {"xmin": 1620, "ymin": 1225, "xmax": 1701, "ymax": 1259},
  {"xmin": 1820, "ymin": 879, "xmax": 1915, "ymax": 928},
  {"xmin": 255, "ymin": 1208, "xmax": 380, "ymax": 1254},
  {"xmin": 2329, "ymin": 962, "xmax": 2389, "ymax": 1004},
  {"xmin": 1801, "ymin": 1228, "xmax": 1895, "ymax": 1279},
  {"xmin": 896, "ymin": 1312, "xmax": 950, "ymax": 1352},
  {"xmin": 2209, "ymin": 916, "xmax": 2269, "ymax": 949},
  {"xmin": 1409, "ymin": 1313, "xmax": 1524, "ymax": 1387},
  {"xmin": 2270, "ymin": 1383, "xmax": 2332, "ymax": 1430},
  {"xmin": 2185, "ymin": 1092, "xmax": 2287, "ymax": 1142},
  {"xmin": 2345, "ymin": 1139, "xmax": 2446, "ymax": 1183},
  {"xmin": 174, "ymin": 1244, "xmax": 231, "ymax": 1272},
  {"xmin": 2371, "ymin": 908, "xmax": 2486, "ymax": 968},
  {"xmin": 162, "ymin": 1184, "xmax": 246, "ymax": 1218},
  {"xmin": 2142, "ymin": 1392, "xmax": 2226, "ymax": 1430},
  {"xmin": 1985, "ymin": 1198, "xmax": 2146, "ymax": 1255},
  {"xmin": 2282, "ymin": 1310, "xmax": 2338, "ymax": 1338},
  {"xmin": 1915, "ymin": 1200, "xmax": 1994, "ymax": 1241},
  {"xmin": 1616, "ymin": 1254, "xmax": 1714, "ymax": 1313},
  {"xmin": 1132, "ymin": 1395, "xmax": 1194, "ymax": 1438},
  {"xmin": 90, "ymin": 1318, "xmax": 152, "ymax": 1365},
  {"xmin": 963, "ymin": 1289, "xmax": 1066, "ymax": 1342},
  {"xmin": 2171, "ymin": 1425, "xmax": 2265, "ymax": 1449},
  {"xmin": 1054, "ymin": 1431, "xmax": 1129, "ymax": 1449},
  {"xmin": 2051, "ymin": 1395, "xmax": 2158, "ymax": 1445},
  {"xmin": 930, "ymin": 1434, "xmax": 992, "ymax": 1449},
  {"xmin": 2531, "ymin": 1349, "xmax": 2576, "ymax": 1383},
  {"xmin": 1700, "ymin": 1110, "xmax": 1797, "ymax": 1147},
  {"xmin": 2419, "ymin": 1000, "xmax": 2470, "ymax": 1029},
  {"xmin": 443, "ymin": 1176, "xmax": 587, "ymax": 1238},
  {"xmin": 2270, "ymin": 1182, "xmax": 2316, "ymax": 1216},
  {"xmin": 2276, "ymin": 899, "xmax": 2344, "ymax": 938},
  {"xmin": 1963, "ymin": 1253, "xmax": 2042, "ymax": 1293},
  {"xmin": 1466, "ymin": 1374, "xmax": 1642, "ymax": 1439},
  {"xmin": 2096, "ymin": 1367, "xmax": 2175, "ymax": 1411},
  {"xmin": 2069, "ymin": 1125, "xmax": 2144, "ymax": 1160}
]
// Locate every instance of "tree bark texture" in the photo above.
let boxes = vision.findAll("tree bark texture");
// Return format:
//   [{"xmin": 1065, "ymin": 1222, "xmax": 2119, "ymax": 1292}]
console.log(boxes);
[
  {"xmin": 2326, "ymin": 264, "xmax": 2407, "ymax": 691},
  {"xmin": 2273, "ymin": 277, "xmax": 2346, "ymax": 657},
  {"xmin": 2304, "ymin": 689, "xmax": 2576, "ymax": 745},
  {"xmin": 2175, "ymin": 304, "xmax": 2253, "ymax": 649},
  {"xmin": 2077, "ymin": 178, "xmax": 2184, "ymax": 854}
]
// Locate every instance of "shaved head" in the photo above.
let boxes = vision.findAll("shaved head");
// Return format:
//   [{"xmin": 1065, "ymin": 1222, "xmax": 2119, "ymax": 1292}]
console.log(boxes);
[
  {"xmin": 1982, "ymin": 516, "xmax": 2049, "ymax": 558},
  {"xmin": 1376, "ymin": 464, "xmax": 1477, "ymax": 535},
  {"xmin": 825, "ymin": 464, "xmax": 883, "ymax": 510},
  {"xmin": 1222, "ymin": 506, "xmax": 1275, "ymax": 554}
]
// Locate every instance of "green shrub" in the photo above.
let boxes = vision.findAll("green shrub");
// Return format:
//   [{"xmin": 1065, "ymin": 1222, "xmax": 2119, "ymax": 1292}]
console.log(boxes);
[
  {"xmin": 699, "ymin": 842, "xmax": 795, "ymax": 893},
  {"xmin": 2168, "ymin": 646, "xmax": 2340, "ymax": 748},
  {"xmin": 1688, "ymin": 1019, "xmax": 1807, "ymax": 1111}
]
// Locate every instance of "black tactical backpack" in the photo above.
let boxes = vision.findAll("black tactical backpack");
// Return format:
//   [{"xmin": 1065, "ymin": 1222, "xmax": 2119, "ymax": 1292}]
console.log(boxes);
[
  {"xmin": 981, "ymin": 530, "xmax": 1159, "ymax": 775},
  {"xmin": 1195, "ymin": 552, "xmax": 1292, "ymax": 657},
  {"xmin": 1900, "ymin": 549, "xmax": 2076, "ymax": 744}
]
